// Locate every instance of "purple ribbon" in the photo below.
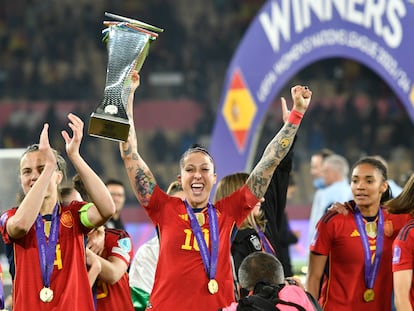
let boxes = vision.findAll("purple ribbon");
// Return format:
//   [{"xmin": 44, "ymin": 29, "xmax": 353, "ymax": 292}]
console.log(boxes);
[
  {"xmin": 354, "ymin": 206, "xmax": 384, "ymax": 290},
  {"xmin": 35, "ymin": 204, "xmax": 60, "ymax": 288},
  {"xmin": 184, "ymin": 200, "xmax": 219, "ymax": 280},
  {"xmin": 0, "ymin": 272, "xmax": 4, "ymax": 309},
  {"xmin": 256, "ymin": 226, "xmax": 275, "ymax": 255}
]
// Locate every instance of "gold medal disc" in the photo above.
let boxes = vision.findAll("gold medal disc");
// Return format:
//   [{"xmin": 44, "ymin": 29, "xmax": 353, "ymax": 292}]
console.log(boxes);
[
  {"xmin": 208, "ymin": 279, "xmax": 219, "ymax": 294},
  {"xmin": 40, "ymin": 287, "xmax": 54, "ymax": 303},
  {"xmin": 365, "ymin": 221, "xmax": 377, "ymax": 238},
  {"xmin": 363, "ymin": 288, "xmax": 374, "ymax": 302}
]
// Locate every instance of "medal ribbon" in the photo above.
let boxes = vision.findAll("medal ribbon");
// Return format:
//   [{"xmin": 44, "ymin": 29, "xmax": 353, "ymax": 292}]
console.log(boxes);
[
  {"xmin": 354, "ymin": 206, "xmax": 384, "ymax": 290},
  {"xmin": 0, "ymin": 273, "xmax": 4, "ymax": 309},
  {"xmin": 184, "ymin": 200, "xmax": 219, "ymax": 280},
  {"xmin": 255, "ymin": 226, "xmax": 275, "ymax": 255},
  {"xmin": 35, "ymin": 204, "xmax": 60, "ymax": 289}
]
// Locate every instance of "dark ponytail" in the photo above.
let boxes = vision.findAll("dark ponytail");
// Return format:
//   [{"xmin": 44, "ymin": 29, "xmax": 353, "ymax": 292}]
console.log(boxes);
[{"xmin": 380, "ymin": 184, "xmax": 392, "ymax": 204}]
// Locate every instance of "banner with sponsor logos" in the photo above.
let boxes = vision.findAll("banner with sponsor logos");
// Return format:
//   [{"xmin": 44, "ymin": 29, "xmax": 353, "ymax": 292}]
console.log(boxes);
[{"xmin": 209, "ymin": 0, "xmax": 414, "ymax": 178}]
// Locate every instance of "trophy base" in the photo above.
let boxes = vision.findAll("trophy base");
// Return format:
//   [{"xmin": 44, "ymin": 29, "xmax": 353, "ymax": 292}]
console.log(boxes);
[{"xmin": 88, "ymin": 112, "xmax": 130, "ymax": 142}]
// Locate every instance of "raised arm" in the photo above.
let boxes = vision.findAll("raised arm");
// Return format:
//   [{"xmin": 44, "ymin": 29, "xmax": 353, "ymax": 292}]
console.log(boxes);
[
  {"xmin": 7, "ymin": 124, "xmax": 57, "ymax": 239},
  {"xmin": 119, "ymin": 71, "xmax": 157, "ymax": 207},
  {"xmin": 262, "ymin": 97, "xmax": 297, "ymax": 233},
  {"xmin": 61, "ymin": 113, "xmax": 115, "ymax": 226},
  {"xmin": 246, "ymin": 85, "xmax": 311, "ymax": 198}
]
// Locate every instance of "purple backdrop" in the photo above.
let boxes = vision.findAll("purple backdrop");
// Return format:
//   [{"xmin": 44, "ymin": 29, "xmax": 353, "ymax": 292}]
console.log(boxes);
[{"xmin": 210, "ymin": 0, "xmax": 414, "ymax": 178}]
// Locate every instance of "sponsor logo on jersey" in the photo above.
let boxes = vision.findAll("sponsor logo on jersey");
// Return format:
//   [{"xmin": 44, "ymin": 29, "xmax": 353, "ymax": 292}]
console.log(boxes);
[{"xmin": 393, "ymin": 246, "xmax": 401, "ymax": 264}]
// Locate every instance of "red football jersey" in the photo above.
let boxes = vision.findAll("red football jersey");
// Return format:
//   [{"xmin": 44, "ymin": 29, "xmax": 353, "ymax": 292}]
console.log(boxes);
[
  {"xmin": 145, "ymin": 185, "xmax": 258, "ymax": 311},
  {"xmin": 392, "ymin": 218, "xmax": 414, "ymax": 308},
  {"xmin": 95, "ymin": 228, "xmax": 134, "ymax": 311},
  {"xmin": 0, "ymin": 202, "xmax": 94, "ymax": 311},
  {"xmin": 311, "ymin": 208, "xmax": 411, "ymax": 311}
]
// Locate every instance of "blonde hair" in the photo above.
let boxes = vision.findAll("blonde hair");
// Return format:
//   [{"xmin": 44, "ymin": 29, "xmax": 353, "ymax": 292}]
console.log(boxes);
[
  {"xmin": 213, "ymin": 172, "xmax": 266, "ymax": 230},
  {"xmin": 21, "ymin": 144, "xmax": 67, "ymax": 181}
]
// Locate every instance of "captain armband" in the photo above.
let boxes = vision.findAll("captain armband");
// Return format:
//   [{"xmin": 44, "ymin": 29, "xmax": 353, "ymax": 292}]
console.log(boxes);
[{"xmin": 79, "ymin": 203, "xmax": 95, "ymax": 229}]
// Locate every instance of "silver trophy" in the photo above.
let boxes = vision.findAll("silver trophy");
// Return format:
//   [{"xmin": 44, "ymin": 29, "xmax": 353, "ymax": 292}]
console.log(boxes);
[{"xmin": 88, "ymin": 13, "xmax": 163, "ymax": 142}]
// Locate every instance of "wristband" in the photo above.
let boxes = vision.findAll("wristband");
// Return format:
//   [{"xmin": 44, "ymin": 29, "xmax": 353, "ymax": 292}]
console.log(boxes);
[
  {"xmin": 79, "ymin": 202, "xmax": 95, "ymax": 229},
  {"xmin": 287, "ymin": 109, "xmax": 304, "ymax": 125}
]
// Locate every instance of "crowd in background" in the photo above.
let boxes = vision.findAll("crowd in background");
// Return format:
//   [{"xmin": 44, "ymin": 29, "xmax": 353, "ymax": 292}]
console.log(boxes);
[{"xmin": 1, "ymin": 0, "xmax": 413, "ymax": 205}]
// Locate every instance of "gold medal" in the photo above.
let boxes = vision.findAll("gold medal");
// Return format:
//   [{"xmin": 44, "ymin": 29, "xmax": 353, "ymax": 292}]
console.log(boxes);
[
  {"xmin": 40, "ymin": 287, "xmax": 54, "ymax": 303},
  {"xmin": 363, "ymin": 288, "xmax": 374, "ymax": 302},
  {"xmin": 208, "ymin": 279, "xmax": 219, "ymax": 294},
  {"xmin": 365, "ymin": 221, "xmax": 377, "ymax": 238},
  {"xmin": 195, "ymin": 212, "xmax": 205, "ymax": 226}
]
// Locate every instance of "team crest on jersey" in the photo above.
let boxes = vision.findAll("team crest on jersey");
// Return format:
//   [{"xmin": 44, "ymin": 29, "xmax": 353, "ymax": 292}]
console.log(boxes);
[
  {"xmin": 393, "ymin": 246, "xmax": 401, "ymax": 264},
  {"xmin": 249, "ymin": 235, "xmax": 262, "ymax": 250},
  {"xmin": 384, "ymin": 220, "xmax": 394, "ymax": 237},
  {"xmin": 60, "ymin": 210, "xmax": 73, "ymax": 228}
]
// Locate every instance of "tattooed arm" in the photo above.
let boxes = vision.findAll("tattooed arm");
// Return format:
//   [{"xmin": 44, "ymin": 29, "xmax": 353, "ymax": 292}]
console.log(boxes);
[
  {"xmin": 119, "ymin": 70, "xmax": 157, "ymax": 207},
  {"xmin": 245, "ymin": 85, "xmax": 311, "ymax": 198}
]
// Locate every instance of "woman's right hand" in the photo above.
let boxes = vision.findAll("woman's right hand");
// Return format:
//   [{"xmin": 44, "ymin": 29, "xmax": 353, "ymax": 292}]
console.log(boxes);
[
  {"xmin": 328, "ymin": 201, "xmax": 355, "ymax": 215},
  {"xmin": 39, "ymin": 123, "xmax": 58, "ymax": 169},
  {"xmin": 291, "ymin": 85, "xmax": 312, "ymax": 114}
]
